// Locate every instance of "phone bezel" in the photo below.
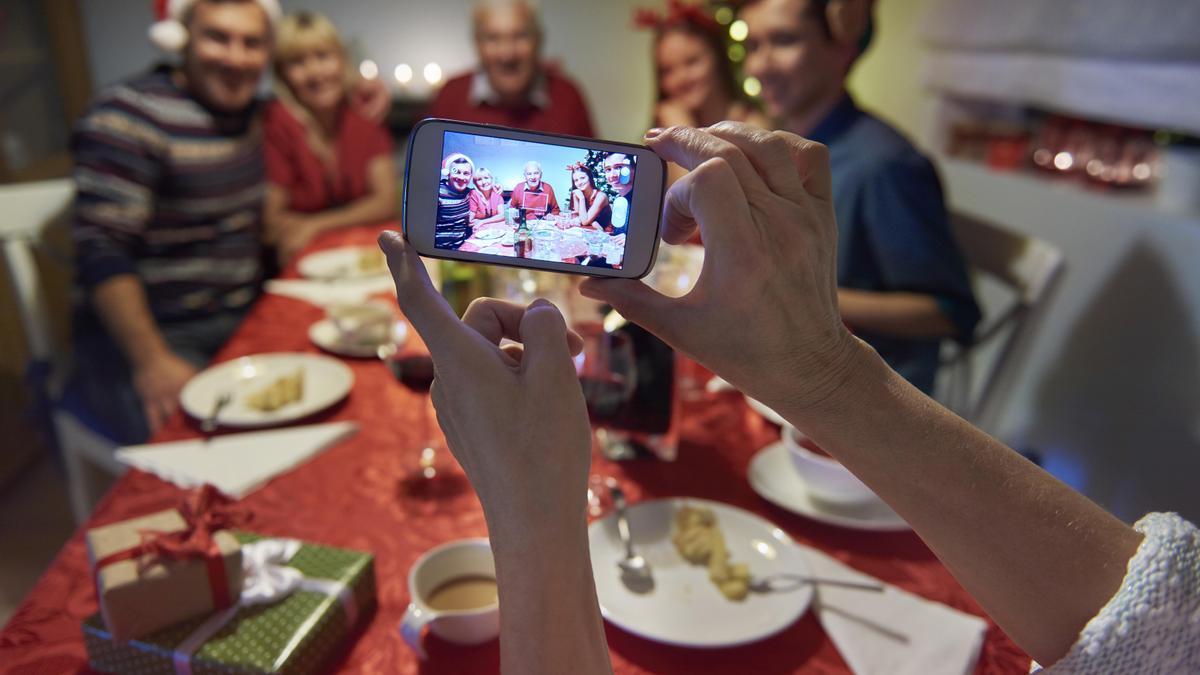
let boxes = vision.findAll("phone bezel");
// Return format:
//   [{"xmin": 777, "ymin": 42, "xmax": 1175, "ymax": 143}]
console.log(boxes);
[{"xmin": 403, "ymin": 118, "xmax": 666, "ymax": 279}]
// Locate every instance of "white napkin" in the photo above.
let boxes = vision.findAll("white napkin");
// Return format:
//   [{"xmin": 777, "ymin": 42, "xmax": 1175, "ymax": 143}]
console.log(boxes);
[
  {"xmin": 804, "ymin": 546, "xmax": 988, "ymax": 675},
  {"xmin": 115, "ymin": 422, "xmax": 358, "ymax": 497},
  {"xmin": 265, "ymin": 277, "xmax": 395, "ymax": 308}
]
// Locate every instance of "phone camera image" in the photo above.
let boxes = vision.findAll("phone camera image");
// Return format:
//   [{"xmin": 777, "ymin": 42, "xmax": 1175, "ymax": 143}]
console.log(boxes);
[{"xmin": 434, "ymin": 131, "xmax": 636, "ymax": 270}]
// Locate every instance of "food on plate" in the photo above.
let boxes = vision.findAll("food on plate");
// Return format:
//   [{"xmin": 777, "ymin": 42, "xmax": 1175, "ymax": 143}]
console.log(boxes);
[
  {"xmin": 245, "ymin": 370, "xmax": 305, "ymax": 412},
  {"xmin": 357, "ymin": 247, "xmax": 386, "ymax": 273},
  {"xmin": 672, "ymin": 505, "xmax": 751, "ymax": 601}
]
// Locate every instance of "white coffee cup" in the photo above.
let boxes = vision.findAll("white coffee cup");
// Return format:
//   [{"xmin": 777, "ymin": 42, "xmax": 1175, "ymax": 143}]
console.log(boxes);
[
  {"xmin": 326, "ymin": 301, "xmax": 395, "ymax": 347},
  {"xmin": 782, "ymin": 424, "xmax": 878, "ymax": 505},
  {"xmin": 400, "ymin": 538, "xmax": 499, "ymax": 659}
]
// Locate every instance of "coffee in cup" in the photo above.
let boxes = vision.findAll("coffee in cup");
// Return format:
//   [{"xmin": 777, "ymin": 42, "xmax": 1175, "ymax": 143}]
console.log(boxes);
[{"xmin": 400, "ymin": 538, "xmax": 499, "ymax": 659}]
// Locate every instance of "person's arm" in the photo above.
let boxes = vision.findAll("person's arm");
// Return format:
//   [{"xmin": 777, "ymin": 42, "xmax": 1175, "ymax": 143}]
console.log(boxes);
[
  {"xmin": 845, "ymin": 155, "xmax": 980, "ymax": 342},
  {"xmin": 270, "ymin": 156, "xmax": 397, "ymax": 262},
  {"xmin": 378, "ymin": 234, "xmax": 611, "ymax": 674},
  {"xmin": 93, "ymin": 276, "xmax": 198, "ymax": 432},
  {"xmin": 72, "ymin": 99, "xmax": 197, "ymax": 434},
  {"xmin": 837, "ymin": 288, "xmax": 957, "ymax": 337},
  {"xmin": 546, "ymin": 184, "xmax": 561, "ymax": 215},
  {"xmin": 579, "ymin": 191, "xmax": 609, "ymax": 228},
  {"xmin": 581, "ymin": 124, "xmax": 1141, "ymax": 667}
]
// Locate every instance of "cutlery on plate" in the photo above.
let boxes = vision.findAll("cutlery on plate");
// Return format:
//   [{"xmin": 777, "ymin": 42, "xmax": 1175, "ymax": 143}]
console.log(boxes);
[
  {"xmin": 749, "ymin": 574, "xmax": 885, "ymax": 594},
  {"xmin": 610, "ymin": 486, "xmax": 654, "ymax": 593},
  {"xmin": 201, "ymin": 392, "xmax": 232, "ymax": 434}
]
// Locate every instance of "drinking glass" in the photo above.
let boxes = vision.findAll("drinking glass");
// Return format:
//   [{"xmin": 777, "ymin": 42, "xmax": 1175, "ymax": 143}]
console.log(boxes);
[
  {"xmin": 575, "ymin": 321, "xmax": 638, "ymax": 460},
  {"xmin": 381, "ymin": 350, "xmax": 445, "ymax": 493}
]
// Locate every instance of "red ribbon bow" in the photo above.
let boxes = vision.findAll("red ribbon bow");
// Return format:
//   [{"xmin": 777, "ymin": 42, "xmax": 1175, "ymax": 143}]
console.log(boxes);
[
  {"xmin": 633, "ymin": 0, "xmax": 721, "ymax": 35},
  {"xmin": 95, "ymin": 485, "xmax": 250, "ymax": 610}
]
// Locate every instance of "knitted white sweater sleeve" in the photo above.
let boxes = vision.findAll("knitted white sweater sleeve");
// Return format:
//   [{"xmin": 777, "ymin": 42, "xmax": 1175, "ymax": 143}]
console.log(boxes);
[{"xmin": 1037, "ymin": 512, "xmax": 1200, "ymax": 674}]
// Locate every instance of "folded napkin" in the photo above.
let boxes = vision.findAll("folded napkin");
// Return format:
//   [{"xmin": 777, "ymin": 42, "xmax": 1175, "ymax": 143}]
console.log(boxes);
[
  {"xmin": 804, "ymin": 547, "xmax": 988, "ymax": 675},
  {"xmin": 265, "ymin": 277, "xmax": 395, "ymax": 308},
  {"xmin": 116, "ymin": 422, "xmax": 358, "ymax": 497}
]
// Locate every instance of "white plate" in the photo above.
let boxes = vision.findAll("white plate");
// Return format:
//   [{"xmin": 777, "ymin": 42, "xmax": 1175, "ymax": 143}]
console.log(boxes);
[
  {"xmin": 180, "ymin": 353, "xmax": 354, "ymax": 428},
  {"xmin": 745, "ymin": 395, "xmax": 787, "ymax": 426},
  {"xmin": 473, "ymin": 228, "xmax": 507, "ymax": 241},
  {"xmin": 748, "ymin": 442, "xmax": 911, "ymax": 532},
  {"xmin": 308, "ymin": 318, "xmax": 409, "ymax": 358},
  {"xmin": 588, "ymin": 498, "xmax": 813, "ymax": 648},
  {"xmin": 297, "ymin": 246, "xmax": 388, "ymax": 280}
]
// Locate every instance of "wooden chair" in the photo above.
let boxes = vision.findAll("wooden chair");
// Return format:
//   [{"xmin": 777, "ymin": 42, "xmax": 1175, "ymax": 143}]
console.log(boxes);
[
  {"xmin": 0, "ymin": 178, "xmax": 123, "ymax": 523},
  {"xmin": 936, "ymin": 213, "xmax": 1065, "ymax": 434}
]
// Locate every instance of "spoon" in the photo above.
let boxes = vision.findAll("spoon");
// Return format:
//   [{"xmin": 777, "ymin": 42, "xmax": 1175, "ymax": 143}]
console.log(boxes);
[{"xmin": 609, "ymin": 486, "xmax": 653, "ymax": 593}]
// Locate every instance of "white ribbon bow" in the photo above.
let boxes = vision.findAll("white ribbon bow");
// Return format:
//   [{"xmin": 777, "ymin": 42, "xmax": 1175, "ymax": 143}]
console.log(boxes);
[{"xmin": 171, "ymin": 539, "xmax": 358, "ymax": 675}]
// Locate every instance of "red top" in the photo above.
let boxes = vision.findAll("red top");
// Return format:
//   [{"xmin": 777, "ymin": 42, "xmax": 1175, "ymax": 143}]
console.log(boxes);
[
  {"xmin": 509, "ymin": 181, "xmax": 561, "ymax": 217},
  {"xmin": 263, "ymin": 100, "xmax": 394, "ymax": 213},
  {"xmin": 427, "ymin": 69, "xmax": 596, "ymax": 138}
]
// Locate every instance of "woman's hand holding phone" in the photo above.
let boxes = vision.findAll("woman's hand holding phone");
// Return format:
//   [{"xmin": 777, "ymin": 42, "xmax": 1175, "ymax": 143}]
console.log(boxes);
[{"xmin": 581, "ymin": 123, "xmax": 865, "ymax": 425}]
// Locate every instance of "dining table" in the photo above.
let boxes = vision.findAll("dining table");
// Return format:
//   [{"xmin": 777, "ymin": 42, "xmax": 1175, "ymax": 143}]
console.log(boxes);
[
  {"xmin": 0, "ymin": 222, "xmax": 1032, "ymax": 674},
  {"xmin": 458, "ymin": 216, "xmax": 625, "ymax": 267}
]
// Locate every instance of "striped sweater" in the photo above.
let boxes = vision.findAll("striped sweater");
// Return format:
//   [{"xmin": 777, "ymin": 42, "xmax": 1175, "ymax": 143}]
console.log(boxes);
[{"xmin": 72, "ymin": 66, "xmax": 264, "ymax": 324}]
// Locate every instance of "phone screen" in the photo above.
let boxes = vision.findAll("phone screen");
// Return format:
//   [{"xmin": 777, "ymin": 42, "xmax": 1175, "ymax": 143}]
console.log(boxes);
[{"xmin": 435, "ymin": 130, "xmax": 638, "ymax": 270}]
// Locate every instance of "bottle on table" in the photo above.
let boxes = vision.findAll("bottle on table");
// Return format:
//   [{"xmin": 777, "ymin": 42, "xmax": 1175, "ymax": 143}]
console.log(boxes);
[{"xmin": 515, "ymin": 208, "xmax": 531, "ymax": 258}]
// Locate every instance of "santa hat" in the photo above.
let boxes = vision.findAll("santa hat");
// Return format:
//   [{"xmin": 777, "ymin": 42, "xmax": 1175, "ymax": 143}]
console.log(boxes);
[{"xmin": 148, "ymin": 0, "xmax": 282, "ymax": 53}]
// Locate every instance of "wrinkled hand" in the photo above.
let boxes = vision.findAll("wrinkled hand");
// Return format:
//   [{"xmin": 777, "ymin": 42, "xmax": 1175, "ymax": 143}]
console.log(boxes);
[
  {"xmin": 133, "ymin": 351, "xmax": 197, "ymax": 434},
  {"xmin": 378, "ymin": 231, "xmax": 590, "ymax": 540},
  {"xmin": 580, "ymin": 123, "xmax": 859, "ymax": 417}
]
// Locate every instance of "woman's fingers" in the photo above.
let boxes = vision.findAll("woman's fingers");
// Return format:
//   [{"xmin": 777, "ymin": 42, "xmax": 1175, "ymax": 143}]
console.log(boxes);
[
  {"xmin": 379, "ymin": 231, "xmax": 463, "ymax": 359},
  {"xmin": 462, "ymin": 297, "xmax": 584, "ymax": 355}
]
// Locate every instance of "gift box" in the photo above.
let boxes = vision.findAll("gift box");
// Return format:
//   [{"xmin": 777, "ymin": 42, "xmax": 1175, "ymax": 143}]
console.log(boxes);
[
  {"xmin": 83, "ymin": 533, "xmax": 376, "ymax": 675},
  {"xmin": 86, "ymin": 486, "xmax": 246, "ymax": 642}
]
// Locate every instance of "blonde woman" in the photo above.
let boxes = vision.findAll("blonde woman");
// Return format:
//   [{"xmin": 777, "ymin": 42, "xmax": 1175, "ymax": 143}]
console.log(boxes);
[{"xmin": 264, "ymin": 11, "xmax": 396, "ymax": 262}]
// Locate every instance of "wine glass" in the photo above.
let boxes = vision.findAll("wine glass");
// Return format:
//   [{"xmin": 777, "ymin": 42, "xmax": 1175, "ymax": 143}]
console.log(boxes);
[
  {"xmin": 380, "ymin": 347, "xmax": 443, "ymax": 489},
  {"xmin": 575, "ymin": 321, "xmax": 638, "ymax": 460}
]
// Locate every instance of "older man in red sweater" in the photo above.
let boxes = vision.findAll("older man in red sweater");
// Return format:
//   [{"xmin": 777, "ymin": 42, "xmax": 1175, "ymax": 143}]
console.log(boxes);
[{"xmin": 428, "ymin": 0, "xmax": 595, "ymax": 137}]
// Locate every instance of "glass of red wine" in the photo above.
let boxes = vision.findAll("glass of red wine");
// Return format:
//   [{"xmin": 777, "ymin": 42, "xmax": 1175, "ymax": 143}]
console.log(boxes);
[
  {"xmin": 380, "ymin": 347, "xmax": 440, "ymax": 485},
  {"xmin": 575, "ymin": 321, "xmax": 638, "ymax": 459}
]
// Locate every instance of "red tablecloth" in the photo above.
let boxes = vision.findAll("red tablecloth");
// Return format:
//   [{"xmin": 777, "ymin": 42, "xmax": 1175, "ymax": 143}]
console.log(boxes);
[{"xmin": 0, "ymin": 224, "xmax": 1031, "ymax": 674}]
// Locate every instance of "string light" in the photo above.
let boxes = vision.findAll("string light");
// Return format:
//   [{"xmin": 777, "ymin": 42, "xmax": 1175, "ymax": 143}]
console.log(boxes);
[
  {"xmin": 714, "ymin": 6, "xmax": 734, "ymax": 24},
  {"xmin": 423, "ymin": 62, "xmax": 443, "ymax": 85},
  {"xmin": 729, "ymin": 19, "xmax": 748, "ymax": 42},
  {"xmin": 742, "ymin": 76, "xmax": 762, "ymax": 97},
  {"xmin": 358, "ymin": 59, "xmax": 379, "ymax": 80},
  {"xmin": 727, "ymin": 43, "xmax": 745, "ymax": 62},
  {"xmin": 394, "ymin": 63, "xmax": 413, "ymax": 84}
]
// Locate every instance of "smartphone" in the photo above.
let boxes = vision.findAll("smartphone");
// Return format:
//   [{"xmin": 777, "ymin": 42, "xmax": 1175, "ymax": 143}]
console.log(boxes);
[{"xmin": 403, "ymin": 119, "xmax": 667, "ymax": 279}]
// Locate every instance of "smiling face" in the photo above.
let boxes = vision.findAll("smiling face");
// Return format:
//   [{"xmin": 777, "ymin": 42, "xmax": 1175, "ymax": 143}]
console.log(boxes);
[
  {"xmin": 603, "ymin": 154, "xmax": 633, "ymax": 195},
  {"xmin": 741, "ymin": 0, "xmax": 847, "ymax": 123},
  {"xmin": 475, "ymin": 2, "xmax": 540, "ymax": 104},
  {"xmin": 449, "ymin": 161, "xmax": 473, "ymax": 191},
  {"xmin": 523, "ymin": 162, "xmax": 542, "ymax": 189},
  {"xmin": 182, "ymin": 1, "xmax": 271, "ymax": 112},
  {"xmin": 572, "ymin": 169, "xmax": 592, "ymax": 191},
  {"xmin": 656, "ymin": 28, "xmax": 722, "ymax": 113},
  {"xmin": 475, "ymin": 169, "xmax": 494, "ymax": 192},
  {"xmin": 280, "ymin": 42, "xmax": 345, "ymax": 115}
]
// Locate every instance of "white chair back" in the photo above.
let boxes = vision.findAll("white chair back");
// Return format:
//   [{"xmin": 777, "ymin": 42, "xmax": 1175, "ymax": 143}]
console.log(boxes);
[
  {"xmin": 937, "ymin": 213, "xmax": 1064, "ymax": 432},
  {"xmin": 0, "ymin": 178, "xmax": 74, "ymax": 364}
]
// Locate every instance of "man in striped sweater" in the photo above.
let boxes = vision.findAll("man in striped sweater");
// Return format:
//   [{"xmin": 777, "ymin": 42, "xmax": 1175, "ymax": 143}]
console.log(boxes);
[{"xmin": 65, "ymin": 0, "xmax": 275, "ymax": 443}]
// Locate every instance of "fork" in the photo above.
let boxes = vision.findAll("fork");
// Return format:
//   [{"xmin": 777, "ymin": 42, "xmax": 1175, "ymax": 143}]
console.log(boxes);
[
  {"xmin": 750, "ymin": 574, "xmax": 885, "ymax": 594},
  {"xmin": 201, "ymin": 392, "xmax": 232, "ymax": 434}
]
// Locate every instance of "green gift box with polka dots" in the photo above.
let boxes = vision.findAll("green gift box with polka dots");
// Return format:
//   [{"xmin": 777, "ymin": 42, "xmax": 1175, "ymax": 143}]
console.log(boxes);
[{"xmin": 82, "ymin": 533, "xmax": 376, "ymax": 675}]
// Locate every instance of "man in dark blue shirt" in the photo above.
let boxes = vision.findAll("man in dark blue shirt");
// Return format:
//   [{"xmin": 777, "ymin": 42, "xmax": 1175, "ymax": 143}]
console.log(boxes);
[{"xmin": 741, "ymin": 0, "xmax": 980, "ymax": 393}]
